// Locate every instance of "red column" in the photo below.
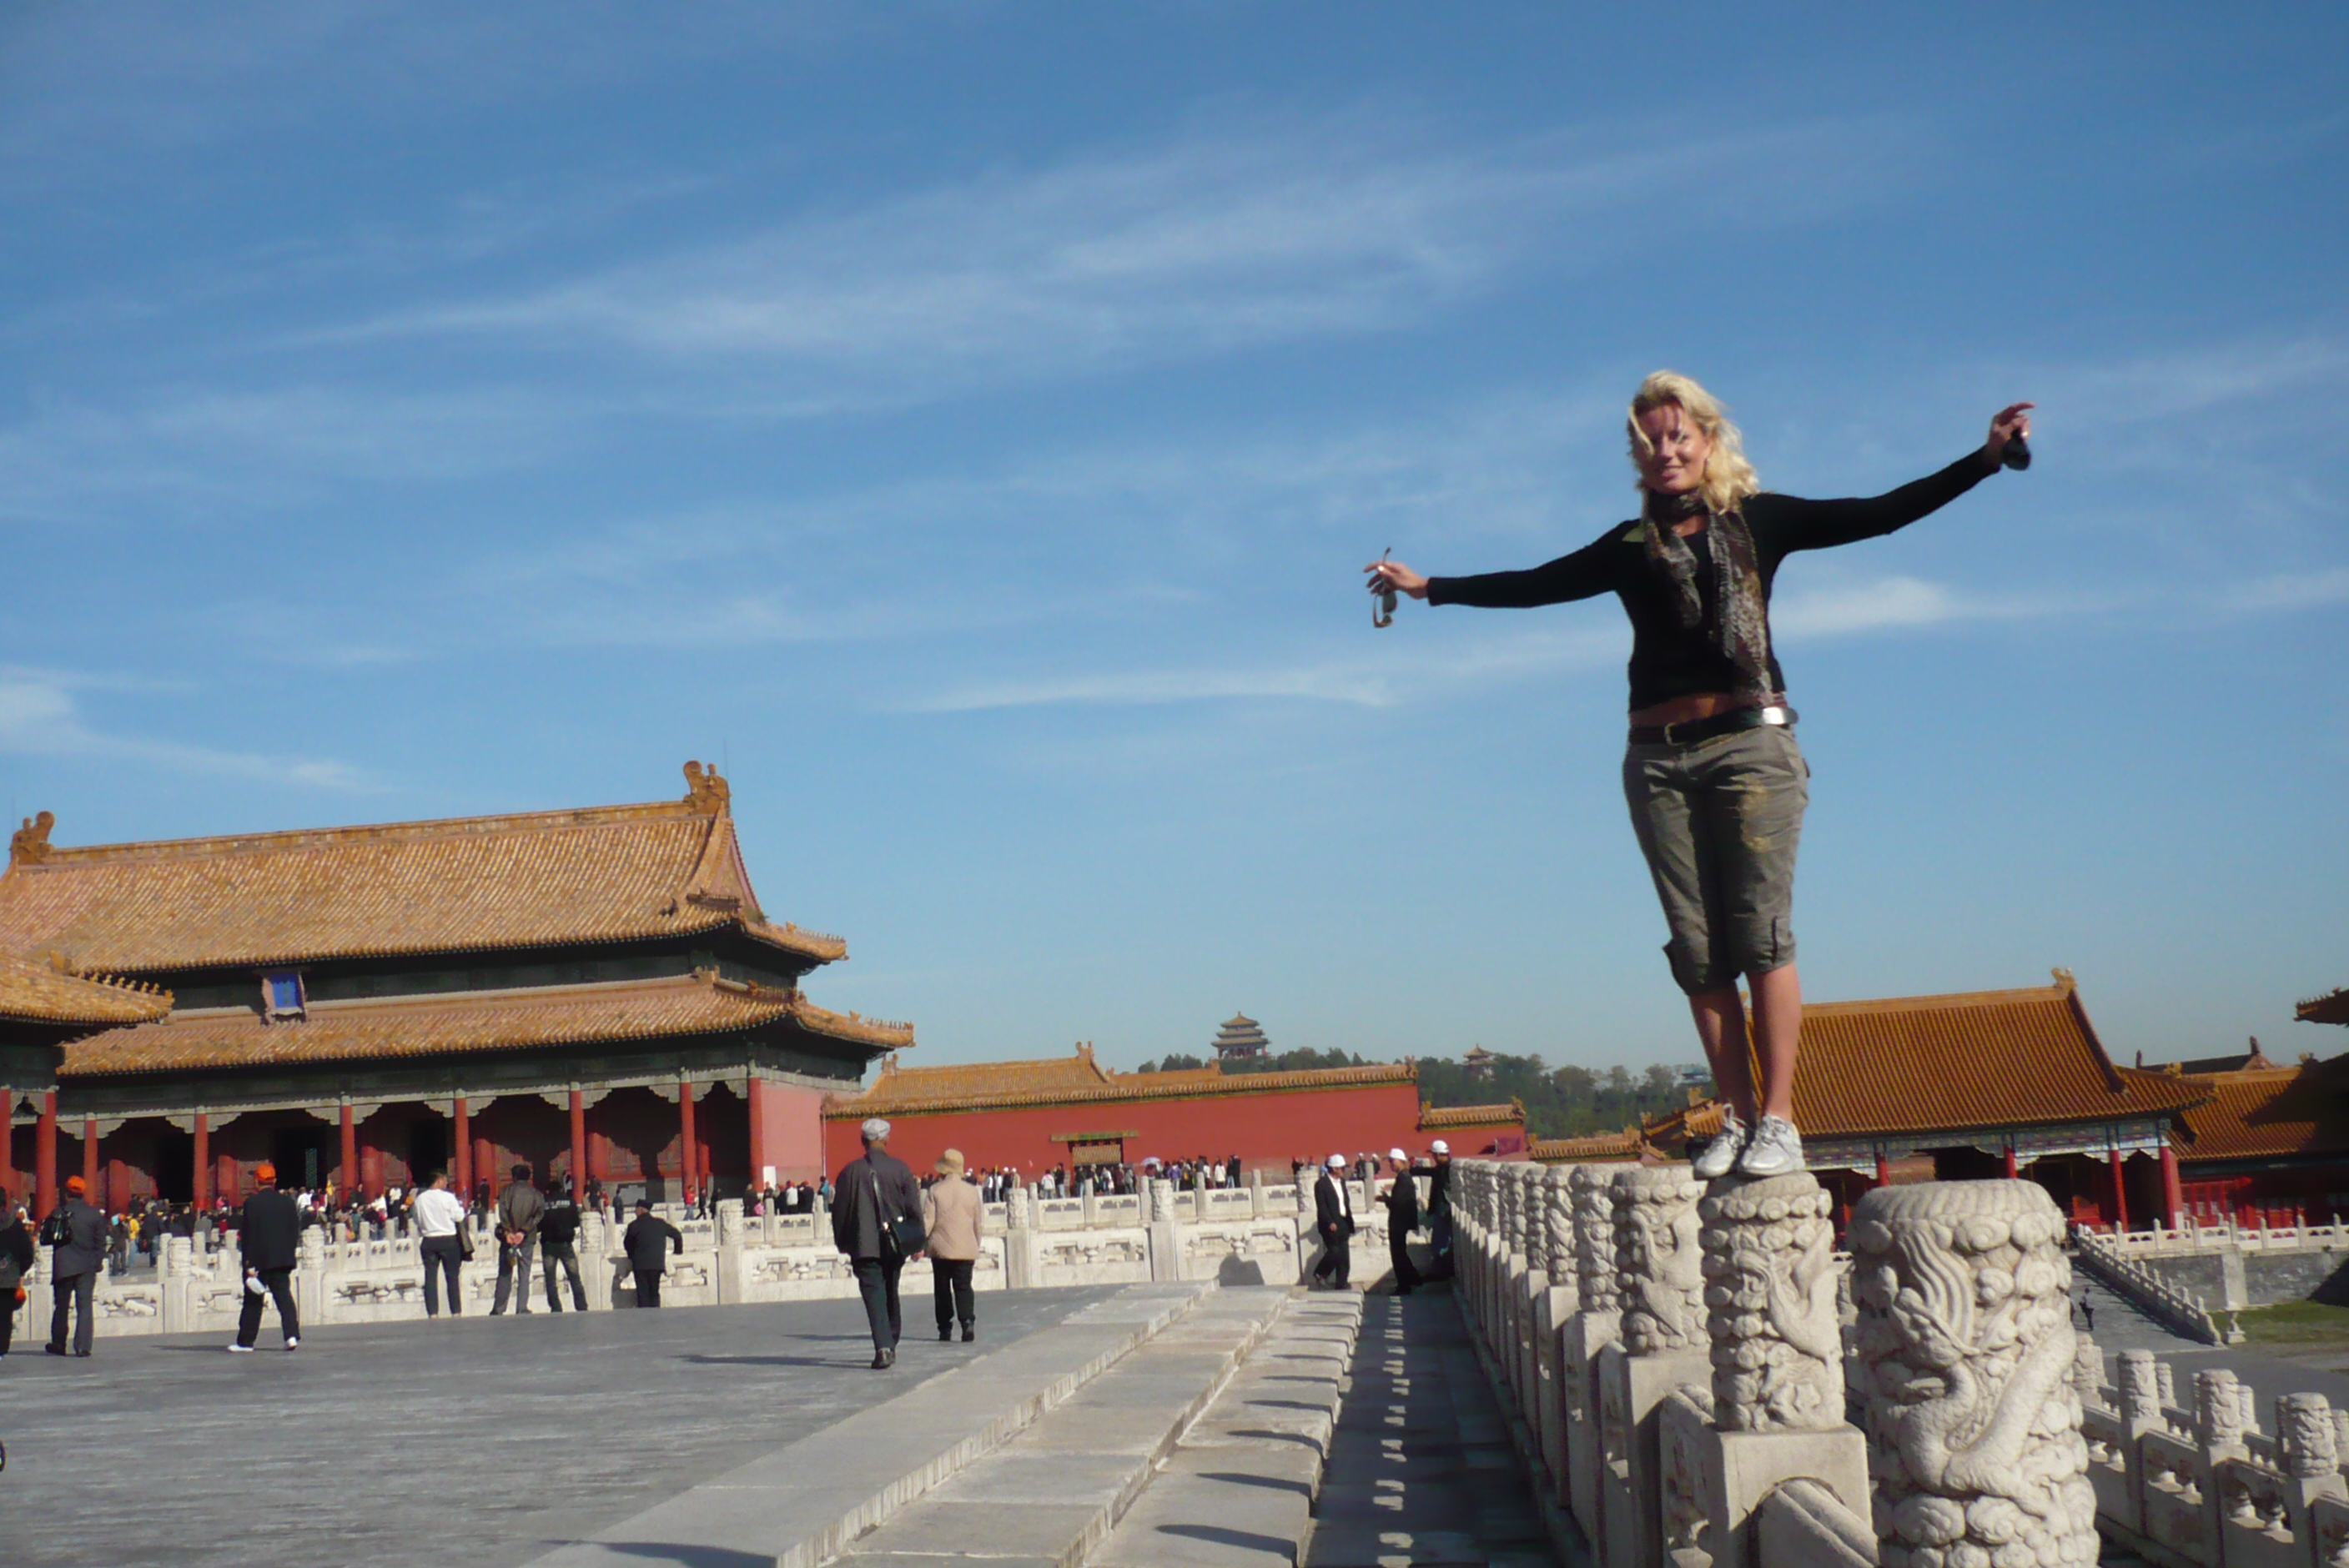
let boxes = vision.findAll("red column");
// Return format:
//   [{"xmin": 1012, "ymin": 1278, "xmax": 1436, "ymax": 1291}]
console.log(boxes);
[
  {"xmin": 2108, "ymin": 1149, "xmax": 2130, "ymax": 1233},
  {"xmin": 217, "ymin": 1153, "xmax": 239, "ymax": 1206},
  {"xmin": 36, "ymin": 1092, "xmax": 58, "ymax": 1219},
  {"xmin": 83, "ymin": 1116, "xmax": 101, "ymax": 1203},
  {"xmin": 2003, "ymin": 1143, "xmax": 2019, "ymax": 1179},
  {"xmin": 2160, "ymin": 1144, "xmax": 2185, "ymax": 1231},
  {"xmin": 340, "ymin": 1103, "xmax": 357, "ymax": 1199},
  {"xmin": 677, "ymin": 1080, "xmax": 697, "ymax": 1202},
  {"xmin": 569, "ymin": 1088, "xmax": 586, "ymax": 1202},
  {"xmin": 193, "ymin": 1113, "xmax": 211, "ymax": 1209},
  {"xmin": 0, "ymin": 1087, "xmax": 14, "ymax": 1207},
  {"xmin": 1874, "ymin": 1152, "xmax": 1890, "ymax": 1189},
  {"xmin": 747, "ymin": 1075, "xmax": 769, "ymax": 1192},
  {"xmin": 452, "ymin": 1096, "xmax": 471, "ymax": 1196}
]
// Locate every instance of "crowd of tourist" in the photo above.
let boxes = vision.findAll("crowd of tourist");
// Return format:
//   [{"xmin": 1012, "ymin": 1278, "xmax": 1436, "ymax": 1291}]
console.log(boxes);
[{"xmin": 0, "ymin": 1133, "xmax": 1456, "ymax": 1364}]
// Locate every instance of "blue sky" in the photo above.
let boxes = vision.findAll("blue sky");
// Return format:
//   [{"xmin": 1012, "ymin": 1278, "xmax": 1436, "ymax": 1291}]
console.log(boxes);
[{"xmin": 3, "ymin": 5, "xmax": 2343, "ymax": 1076}]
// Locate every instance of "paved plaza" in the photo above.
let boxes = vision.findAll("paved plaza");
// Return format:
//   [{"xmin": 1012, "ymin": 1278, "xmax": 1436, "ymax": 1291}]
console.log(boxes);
[{"xmin": 0, "ymin": 1287, "xmax": 1119, "ymax": 1568}]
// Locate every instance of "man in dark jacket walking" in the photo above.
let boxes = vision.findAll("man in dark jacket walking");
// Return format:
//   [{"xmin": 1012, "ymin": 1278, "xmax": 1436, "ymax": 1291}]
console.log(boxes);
[
  {"xmin": 621, "ymin": 1199, "xmax": 684, "ymax": 1307},
  {"xmin": 43, "ymin": 1175, "xmax": 107, "ymax": 1357},
  {"xmin": 1379, "ymin": 1148, "xmax": 1423, "ymax": 1296},
  {"xmin": 832, "ymin": 1117, "xmax": 923, "ymax": 1368},
  {"xmin": 539, "ymin": 1184, "xmax": 588, "ymax": 1313},
  {"xmin": 1310, "ymin": 1153, "xmax": 1356, "ymax": 1290},
  {"xmin": 230, "ymin": 1162, "xmax": 302, "ymax": 1351},
  {"xmin": 491, "ymin": 1163, "xmax": 546, "ymax": 1315}
]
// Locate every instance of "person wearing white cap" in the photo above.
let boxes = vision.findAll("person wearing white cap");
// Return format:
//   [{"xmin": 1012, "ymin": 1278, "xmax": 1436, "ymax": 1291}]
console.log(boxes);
[
  {"xmin": 1310, "ymin": 1153, "xmax": 1356, "ymax": 1289},
  {"xmin": 1421, "ymin": 1140, "xmax": 1454, "ymax": 1276},
  {"xmin": 1380, "ymin": 1149, "xmax": 1423, "ymax": 1295}
]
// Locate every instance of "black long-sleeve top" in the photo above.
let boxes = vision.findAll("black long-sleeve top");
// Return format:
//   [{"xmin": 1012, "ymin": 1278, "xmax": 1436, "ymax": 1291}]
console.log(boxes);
[{"xmin": 1426, "ymin": 450, "xmax": 1999, "ymax": 711}]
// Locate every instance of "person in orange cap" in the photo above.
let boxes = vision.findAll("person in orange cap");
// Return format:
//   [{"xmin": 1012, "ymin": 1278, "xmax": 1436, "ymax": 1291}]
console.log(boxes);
[
  {"xmin": 43, "ymin": 1174, "xmax": 106, "ymax": 1356},
  {"xmin": 231, "ymin": 1163, "xmax": 302, "ymax": 1352}
]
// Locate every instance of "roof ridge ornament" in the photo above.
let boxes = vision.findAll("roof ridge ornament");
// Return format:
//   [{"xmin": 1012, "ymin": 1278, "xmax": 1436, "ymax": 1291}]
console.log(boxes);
[
  {"xmin": 9, "ymin": 810, "xmax": 54, "ymax": 867},
  {"xmin": 682, "ymin": 761, "xmax": 731, "ymax": 815}
]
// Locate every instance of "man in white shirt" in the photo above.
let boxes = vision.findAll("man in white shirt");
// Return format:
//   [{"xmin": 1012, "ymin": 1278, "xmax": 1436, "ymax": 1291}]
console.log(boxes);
[{"xmin": 411, "ymin": 1171, "xmax": 470, "ymax": 1317}]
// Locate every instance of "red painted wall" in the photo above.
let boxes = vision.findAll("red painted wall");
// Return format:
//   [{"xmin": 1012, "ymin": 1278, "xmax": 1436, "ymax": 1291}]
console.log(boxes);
[{"xmin": 821, "ymin": 1079, "xmax": 1516, "ymax": 1183}]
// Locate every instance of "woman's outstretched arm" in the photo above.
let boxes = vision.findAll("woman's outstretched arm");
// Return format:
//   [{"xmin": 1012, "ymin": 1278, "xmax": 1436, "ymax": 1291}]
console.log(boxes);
[
  {"xmin": 1764, "ymin": 403, "xmax": 2034, "ymax": 553},
  {"xmin": 1366, "ymin": 528, "xmax": 1620, "ymax": 611}
]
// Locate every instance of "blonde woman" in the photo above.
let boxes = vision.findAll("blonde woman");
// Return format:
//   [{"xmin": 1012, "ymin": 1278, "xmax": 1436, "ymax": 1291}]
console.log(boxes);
[{"xmin": 1368, "ymin": 373, "xmax": 2031, "ymax": 1179}]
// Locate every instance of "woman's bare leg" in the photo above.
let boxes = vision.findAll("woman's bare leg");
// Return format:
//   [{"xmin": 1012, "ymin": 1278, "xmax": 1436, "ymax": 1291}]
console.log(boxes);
[
  {"xmin": 1687, "ymin": 987, "xmax": 1758, "ymax": 1124},
  {"xmin": 1747, "ymin": 962, "xmax": 1802, "ymax": 1122}
]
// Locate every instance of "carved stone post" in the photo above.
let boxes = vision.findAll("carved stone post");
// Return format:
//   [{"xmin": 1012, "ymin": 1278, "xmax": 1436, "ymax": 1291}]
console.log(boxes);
[
  {"xmin": 1849, "ymin": 1179, "xmax": 2097, "ymax": 1568},
  {"xmin": 1003, "ymin": 1184, "xmax": 1036, "ymax": 1289},
  {"xmin": 1597, "ymin": 1164, "xmax": 1709, "ymax": 1568},
  {"xmin": 2276, "ymin": 1394, "xmax": 2347, "ymax": 1530},
  {"xmin": 1565, "ymin": 1163, "xmax": 1622, "ymax": 1539},
  {"xmin": 1533, "ymin": 1165, "xmax": 1577, "ymax": 1505},
  {"xmin": 1147, "ymin": 1178, "xmax": 1180, "ymax": 1283},
  {"xmin": 1684, "ymin": 1173, "xmax": 1871, "ymax": 1568},
  {"xmin": 1506, "ymin": 1164, "xmax": 1540, "ymax": 1417},
  {"xmin": 2071, "ymin": 1333, "xmax": 2104, "ymax": 1407}
]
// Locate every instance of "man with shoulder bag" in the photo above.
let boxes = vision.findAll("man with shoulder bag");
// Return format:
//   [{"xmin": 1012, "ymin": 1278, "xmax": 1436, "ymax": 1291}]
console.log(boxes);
[
  {"xmin": 43, "ymin": 1175, "xmax": 107, "ymax": 1357},
  {"xmin": 832, "ymin": 1118, "xmax": 923, "ymax": 1369}
]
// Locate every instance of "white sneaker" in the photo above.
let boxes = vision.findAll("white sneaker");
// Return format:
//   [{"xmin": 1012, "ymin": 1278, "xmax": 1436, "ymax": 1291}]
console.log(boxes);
[
  {"xmin": 1691, "ymin": 1108, "xmax": 1748, "ymax": 1179},
  {"xmin": 227, "ymin": 1344, "xmax": 254, "ymax": 1354},
  {"xmin": 284, "ymin": 1337, "xmax": 300, "ymax": 1352},
  {"xmin": 1736, "ymin": 1115, "xmax": 1806, "ymax": 1178}
]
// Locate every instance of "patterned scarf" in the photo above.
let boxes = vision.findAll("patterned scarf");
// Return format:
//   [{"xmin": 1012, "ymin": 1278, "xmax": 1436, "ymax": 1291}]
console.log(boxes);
[{"xmin": 1639, "ymin": 490, "xmax": 1776, "ymax": 702}]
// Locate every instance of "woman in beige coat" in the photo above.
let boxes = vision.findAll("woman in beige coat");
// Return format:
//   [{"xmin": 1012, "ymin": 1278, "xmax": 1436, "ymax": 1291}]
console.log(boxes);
[{"xmin": 924, "ymin": 1148, "xmax": 984, "ymax": 1343}]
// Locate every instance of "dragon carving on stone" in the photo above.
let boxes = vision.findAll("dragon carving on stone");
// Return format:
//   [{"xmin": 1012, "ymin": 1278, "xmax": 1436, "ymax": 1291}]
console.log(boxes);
[{"xmin": 1850, "ymin": 1179, "xmax": 2100, "ymax": 1568}]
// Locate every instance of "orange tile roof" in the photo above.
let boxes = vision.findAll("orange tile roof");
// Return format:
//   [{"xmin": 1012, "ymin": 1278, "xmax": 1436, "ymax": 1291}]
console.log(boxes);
[
  {"xmin": 56, "ymin": 969, "xmax": 908, "ymax": 1079},
  {"xmin": 2300, "ymin": 988, "xmax": 2349, "ymax": 1027},
  {"xmin": 1419, "ymin": 1101, "xmax": 1527, "ymax": 1129},
  {"xmin": 0, "ymin": 952, "xmax": 173, "ymax": 1028},
  {"xmin": 1642, "ymin": 976, "xmax": 2208, "ymax": 1143},
  {"xmin": 0, "ymin": 763, "xmax": 847, "ymax": 976},
  {"xmin": 1530, "ymin": 1129, "xmax": 1648, "ymax": 1163},
  {"xmin": 827, "ymin": 1054, "xmax": 1415, "ymax": 1118},
  {"xmin": 2170, "ymin": 1058, "xmax": 2349, "ymax": 1163}
]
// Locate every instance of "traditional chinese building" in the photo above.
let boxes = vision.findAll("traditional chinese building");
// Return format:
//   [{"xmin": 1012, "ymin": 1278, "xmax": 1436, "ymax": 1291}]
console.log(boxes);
[
  {"xmin": 821, "ymin": 1046, "xmax": 1527, "ymax": 1177},
  {"xmin": 2299, "ymin": 987, "xmax": 2349, "ymax": 1028},
  {"xmin": 0, "ymin": 763, "xmax": 908, "ymax": 1216},
  {"xmin": 1211, "ymin": 1013, "xmax": 1270, "ymax": 1062},
  {"xmin": 1642, "ymin": 972, "xmax": 2210, "ymax": 1231},
  {"xmin": 2160, "ymin": 1050, "xmax": 2349, "ymax": 1226}
]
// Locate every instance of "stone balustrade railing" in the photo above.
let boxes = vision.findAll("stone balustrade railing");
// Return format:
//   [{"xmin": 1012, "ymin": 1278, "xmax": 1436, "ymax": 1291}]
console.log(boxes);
[
  {"xmin": 2102, "ymin": 1219, "xmax": 2348, "ymax": 1257},
  {"xmin": 1452, "ymin": 1160, "xmax": 2097, "ymax": 1567},
  {"xmin": 2072, "ymin": 1224, "xmax": 2231, "ymax": 1344},
  {"xmin": 28, "ymin": 1175, "xmax": 1373, "ymax": 1339}
]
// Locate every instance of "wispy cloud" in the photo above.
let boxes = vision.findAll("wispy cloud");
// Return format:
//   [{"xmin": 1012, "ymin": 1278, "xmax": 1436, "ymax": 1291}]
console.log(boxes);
[
  {"xmin": 2220, "ymin": 566, "xmax": 2349, "ymax": 614},
  {"xmin": 0, "ymin": 674, "xmax": 373, "ymax": 790},
  {"xmin": 317, "ymin": 113, "xmax": 1912, "ymax": 402}
]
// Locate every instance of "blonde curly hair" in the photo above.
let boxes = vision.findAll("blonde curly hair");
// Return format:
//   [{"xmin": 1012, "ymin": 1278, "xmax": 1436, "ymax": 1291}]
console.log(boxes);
[{"xmin": 1627, "ymin": 370, "xmax": 1760, "ymax": 515}]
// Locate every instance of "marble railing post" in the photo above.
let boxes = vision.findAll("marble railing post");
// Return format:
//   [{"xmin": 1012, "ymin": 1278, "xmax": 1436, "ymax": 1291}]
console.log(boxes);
[
  {"xmin": 1513, "ymin": 1164, "xmax": 1546, "ymax": 1424},
  {"xmin": 1147, "ymin": 1179, "xmax": 1179, "ymax": 1282},
  {"xmin": 1565, "ymin": 1162, "xmax": 1621, "ymax": 1540},
  {"xmin": 714, "ymin": 1199, "xmax": 743, "ymax": 1305},
  {"xmin": 1687, "ymin": 1172, "xmax": 1871, "ymax": 1568},
  {"xmin": 1533, "ymin": 1165, "xmax": 1577, "ymax": 1505},
  {"xmin": 1597, "ymin": 1164, "xmax": 1708, "ymax": 1568},
  {"xmin": 1849, "ymin": 1179, "xmax": 2097, "ymax": 1568},
  {"xmin": 1248, "ymin": 1167, "xmax": 1264, "ymax": 1219}
]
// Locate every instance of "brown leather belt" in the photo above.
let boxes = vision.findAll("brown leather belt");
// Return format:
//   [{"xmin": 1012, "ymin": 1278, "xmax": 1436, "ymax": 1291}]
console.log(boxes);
[{"xmin": 1627, "ymin": 704, "xmax": 1798, "ymax": 746}]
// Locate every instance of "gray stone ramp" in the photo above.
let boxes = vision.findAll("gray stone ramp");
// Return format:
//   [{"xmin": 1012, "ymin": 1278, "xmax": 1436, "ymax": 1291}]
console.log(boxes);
[
  {"xmin": 1089, "ymin": 1293, "xmax": 1364, "ymax": 1568},
  {"xmin": 833, "ymin": 1286, "xmax": 1301, "ymax": 1568},
  {"xmin": 523, "ymin": 1283, "xmax": 1211, "ymax": 1568},
  {"xmin": 1302, "ymin": 1294, "xmax": 1557, "ymax": 1568}
]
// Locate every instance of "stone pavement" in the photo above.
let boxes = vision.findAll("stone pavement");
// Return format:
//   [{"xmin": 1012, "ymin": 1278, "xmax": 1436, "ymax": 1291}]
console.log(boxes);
[
  {"xmin": 1305, "ymin": 1292, "xmax": 1558, "ymax": 1568},
  {"xmin": 0, "ymin": 1285, "xmax": 1120, "ymax": 1568}
]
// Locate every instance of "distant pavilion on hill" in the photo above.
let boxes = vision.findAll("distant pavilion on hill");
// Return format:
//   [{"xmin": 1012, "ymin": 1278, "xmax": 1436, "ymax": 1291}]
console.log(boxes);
[{"xmin": 1211, "ymin": 1013, "xmax": 1269, "ymax": 1061}]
